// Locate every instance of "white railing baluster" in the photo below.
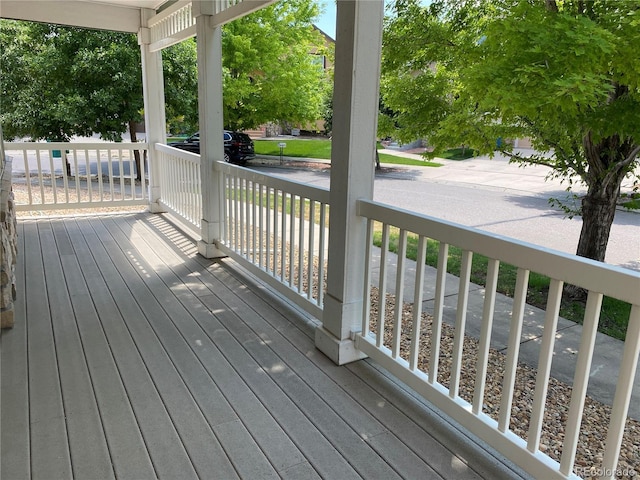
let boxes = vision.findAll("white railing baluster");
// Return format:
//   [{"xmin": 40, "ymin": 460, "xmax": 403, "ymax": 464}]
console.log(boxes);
[
  {"xmin": 22, "ymin": 149, "xmax": 33, "ymax": 205},
  {"xmin": 258, "ymin": 183, "xmax": 264, "ymax": 268},
  {"xmin": 376, "ymin": 223, "xmax": 390, "ymax": 349},
  {"xmin": 107, "ymin": 149, "xmax": 115, "ymax": 201},
  {"xmin": 527, "ymin": 278, "xmax": 564, "ymax": 453},
  {"xmin": 61, "ymin": 153, "xmax": 70, "ymax": 204},
  {"xmin": 601, "ymin": 305, "xmax": 640, "ymax": 479},
  {"xmin": 288, "ymin": 193, "xmax": 295, "ymax": 286},
  {"xmin": 472, "ymin": 258, "xmax": 499, "ymax": 415},
  {"xmin": 392, "ymin": 228, "xmax": 408, "ymax": 359},
  {"xmin": 429, "ymin": 241, "xmax": 449, "ymax": 384},
  {"xmin": 409, "ymin": 235, "xmax": 427, "ymax": 371},
  {"xmin": 252, "ymin": 181, "xmax": 258, "ymax": 264},
  {"xmin": 47, "ymin": 148, "xmax": 57, "ymax": 205},
  {"xmin": 272, "ymin": 189, "xmax": 279, "ymax": 274},
  {"xmin": 280, "ymin": 191, "xmax": 286, "ymax": 282},
  {"xmin": 85, "ymin": 148, "xmax": 93, "ymax": 202},
  {"xmin": 559, "ymin": 291, "xmax": 603, "ymax": 476},
  {"xmin": 35, "ymin": 149, "xmax": 45, "ymax": 203},
  {"xmin": 498, "ymin": 267, "xmax": 530, "ymax": 433},
  {"xmin": 266, "ymin": 186, "xmax": 272, "ymax": 273},
  {"xmin": 362, "ymin": 218, "xmax": 374, "ymax": 337},
  {"xmin": 318, "ymin": 203, "xmax": 326, "ymax": 308},
  {"xmin": 450, "ymin": 250, "xmax": 473, "ymax": 399},
  {"xmin": 298, "ymin": 196, "xmax": 304, "ymax": 294},
  {"xmin": 73, "ymin": 149, "xmax": 81, "ymax": 203},
  {"xmin": 307, "ymin": 200, "xmax": 316, "ymax": 300}
]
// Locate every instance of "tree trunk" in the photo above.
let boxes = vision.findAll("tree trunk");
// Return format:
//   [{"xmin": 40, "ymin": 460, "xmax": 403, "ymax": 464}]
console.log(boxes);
[
  {"xmin": 575, "ymin": 183, "xmax": 620, "ymax": 263},
  {"xmin": 129, "ymin": 120, "xmax": 142, "ymax": 181}
]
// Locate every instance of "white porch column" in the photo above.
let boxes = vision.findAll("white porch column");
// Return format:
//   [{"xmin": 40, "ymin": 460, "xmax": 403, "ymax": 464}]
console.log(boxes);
[
  {"xmin": 139, "ymin": 8, "xmax": 167, "ymax": 213},
  {"xmin": 316, "ymin": 0, "xmax": 384, "ymax": 365},
  {"xmin": 194, "ymin": 1, "xmax": 226, "ymax": 258}
]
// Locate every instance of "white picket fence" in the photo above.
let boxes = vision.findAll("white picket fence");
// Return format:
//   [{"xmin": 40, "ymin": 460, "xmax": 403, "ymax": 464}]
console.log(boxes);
[{"xmin": 7, "ymin": 142, "xmax": 149, "ymax": 211}]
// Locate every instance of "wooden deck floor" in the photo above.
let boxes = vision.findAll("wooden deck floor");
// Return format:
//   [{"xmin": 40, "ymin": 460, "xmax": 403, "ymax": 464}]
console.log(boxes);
[{"xmin": 1, "ymin": 213, "xmax": 524, "ymax": 480}]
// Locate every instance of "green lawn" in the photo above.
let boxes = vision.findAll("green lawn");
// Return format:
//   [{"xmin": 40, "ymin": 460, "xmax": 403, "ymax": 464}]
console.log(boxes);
[
  {"xmin": 373, "ymin": 227, "xmax": 631, "ymax": 341},
  {"xmin": 254, "ymin": 138, "xmax": 443, "ymax": 167},
  {"xmin": 436, "ymin": 147, "xmax": 478, "ymax": 160}
]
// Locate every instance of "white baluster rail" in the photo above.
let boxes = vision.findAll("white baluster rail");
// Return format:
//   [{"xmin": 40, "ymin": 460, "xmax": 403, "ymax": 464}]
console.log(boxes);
[
  {"xmin": 355, "ymin": 198, "xmax": 640, "ymax": 480},
  {"xmin": 216, "ymin": 162, "xmax": 330, "ymax": 318},
  {"xmin": 155, "ymin": 143, "xmax": 202, "ymax": 233},
  {"xmin": 7, "ymin": 142, "xmax": 148, "ymax": 212}
]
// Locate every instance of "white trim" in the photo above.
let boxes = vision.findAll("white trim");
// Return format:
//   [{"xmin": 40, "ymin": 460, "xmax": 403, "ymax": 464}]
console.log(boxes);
[{"xmin": 1, "ymin": 1, "xmax": 141, "ymax": 32}]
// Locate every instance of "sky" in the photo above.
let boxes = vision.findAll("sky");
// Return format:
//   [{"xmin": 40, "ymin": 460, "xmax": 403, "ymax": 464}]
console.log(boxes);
[{"xmin": 315, "ymin": 1, "xmax": 337, "ymax": 39}]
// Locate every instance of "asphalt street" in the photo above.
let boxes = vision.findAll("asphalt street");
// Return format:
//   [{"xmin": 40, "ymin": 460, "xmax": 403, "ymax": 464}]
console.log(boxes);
[{"xmin": 251, "ymin": 151, "xmax": 640, "ymax": 271}]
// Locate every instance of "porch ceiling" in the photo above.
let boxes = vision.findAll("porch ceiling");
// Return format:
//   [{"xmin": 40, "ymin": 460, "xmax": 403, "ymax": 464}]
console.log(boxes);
[{"xmin": 0, "ymin": 0, "xmax": 171, "ymax": 32}]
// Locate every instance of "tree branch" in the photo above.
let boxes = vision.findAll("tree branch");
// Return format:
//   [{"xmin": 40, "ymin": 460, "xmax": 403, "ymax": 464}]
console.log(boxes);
[
  {"xmin": 545, "ymin": 0, "xmax": 559, "ymax": 13},
  {"xmin": 602, "ymin": 144, "xmax": 640, "ymax": 191}
]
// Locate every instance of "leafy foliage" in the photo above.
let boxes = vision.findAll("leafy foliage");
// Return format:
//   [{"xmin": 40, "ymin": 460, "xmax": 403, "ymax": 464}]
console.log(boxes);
[
  {"xmin": 1, "ymin": 0, "xmax": 331, "ymax": 139},
  {"xmin": 1, "ymin": 21, "xmax": 143, "ymax": 141},
  {"xmin": 221, "ymin": 0, "xmax": 331, "ymax": 130},
  {"xmin": 381, "ymin": 0, "xmax": 640, "ymax": 262}
]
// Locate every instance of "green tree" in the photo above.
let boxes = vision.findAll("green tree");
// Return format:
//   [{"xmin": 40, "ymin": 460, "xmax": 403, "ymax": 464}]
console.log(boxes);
[
  {"xmin": 0, "ymin": 21, "xmax": 143, "ymax": 142},
  {"xmin": 221, "ymin": 0, "xmax": 330, "ymax": 131},
  {"xmin": 163, "ymin": 39, "xmax": 199, "ymax": 135},
  {"xmin": 381, "ymin": 0, "xmax": 640, "ymax": 265}
]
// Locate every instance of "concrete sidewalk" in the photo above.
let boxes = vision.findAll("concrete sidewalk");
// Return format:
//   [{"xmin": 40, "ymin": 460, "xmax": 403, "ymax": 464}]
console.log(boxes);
[{"xmin": 371, "ymin": 245, "xmax": 640, "ymax": 421}]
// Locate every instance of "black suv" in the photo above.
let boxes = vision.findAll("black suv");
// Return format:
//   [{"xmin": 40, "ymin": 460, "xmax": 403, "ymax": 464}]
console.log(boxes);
[{"xmin": 168, "ymin": 131, "xmax": 255, "ymax": 165}]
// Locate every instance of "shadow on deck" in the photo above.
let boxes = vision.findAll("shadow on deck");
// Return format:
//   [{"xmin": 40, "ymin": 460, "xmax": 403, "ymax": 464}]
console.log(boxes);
[{"xmin": 1, "ymin": 212, "xmax": 526, "ymax": 479}]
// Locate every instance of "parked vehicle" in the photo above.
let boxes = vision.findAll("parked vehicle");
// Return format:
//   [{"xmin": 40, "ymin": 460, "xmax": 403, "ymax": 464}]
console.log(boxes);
[{"xmin": 168, "ymin": 131, "xmax": 255, "ymax": 165}]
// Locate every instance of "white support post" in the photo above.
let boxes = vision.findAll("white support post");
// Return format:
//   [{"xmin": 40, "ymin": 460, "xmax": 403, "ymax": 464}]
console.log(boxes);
[
  {"xmin": 316, "ymin": 0, "xmax": 384, "ymax": 365},
  {"xmin": 139, "ymin": 8, "xmax": 167, "ymax": 213},
  {"xmin": 193, "ymin": 1, "xmax": 226, "ymax": 258}
]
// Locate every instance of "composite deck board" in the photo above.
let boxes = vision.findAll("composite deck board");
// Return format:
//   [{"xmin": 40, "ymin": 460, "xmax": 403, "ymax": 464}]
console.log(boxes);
[
  {"xmin": 111, "ymin": 216, "xmax": 310, "ymax": 475},
  {"xmin": 0, "ymin": 222, "xmax": 30, "ymax": 479},
  {"xmin": 70, "ymin": 216, "xmax": 202, "ymax": 479},
  {"xmin": 1, "ymin": 213, "xmax": 524, "ymax": 480},
  {"xmin": 118, "ymin": 216, "xmax": 379, "ymax": 479},
  {"xmin": 56, "ymin": 219, "xmax": 157, "ymax": 479},
  {"xmin": 72, "ymin": 217, "xmax": 220, "ymax": 479},
  {"xmin": 124, "ymin": 213, "xmax": 482, "ymax": 480},
  {"xmin": 24, "ymin": 221, "xmax": 73, "ymax": 480},
  {"xmin": 40, "ymin": 220, "xmax": 114, "ymax": 480}
]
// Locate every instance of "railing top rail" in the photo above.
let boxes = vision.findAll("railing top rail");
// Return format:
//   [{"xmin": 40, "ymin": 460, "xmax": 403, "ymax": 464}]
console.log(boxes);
[
  {"xmin": 147, "ymin": 0, "xmax": 191, "ymax": 27},
  {"xmin": 216, "ymin": 161, "xmax": 331, "ymax": 204},
  {"xmin": 358, "ymin": 198, "xmax": 640, "ymax": 304},
  {"xmin": 6, "ymin": 142, "xmax": 149, "ymax": 150},
  {"xmin": 156, "ymin": 143, "xmax": 201, "ymax": 162}
]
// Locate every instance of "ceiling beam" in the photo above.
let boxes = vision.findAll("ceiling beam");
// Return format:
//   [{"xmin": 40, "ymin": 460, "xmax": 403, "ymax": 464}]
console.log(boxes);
[{"xmin": 0, "ymin": 1, "xmax": 142, "ymax": 33}]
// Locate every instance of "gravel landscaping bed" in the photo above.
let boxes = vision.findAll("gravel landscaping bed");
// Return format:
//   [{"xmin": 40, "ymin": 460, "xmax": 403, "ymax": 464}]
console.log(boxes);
[{"xmin": 368, "ymin": 287, "xmax": 639, "ymax": 479}]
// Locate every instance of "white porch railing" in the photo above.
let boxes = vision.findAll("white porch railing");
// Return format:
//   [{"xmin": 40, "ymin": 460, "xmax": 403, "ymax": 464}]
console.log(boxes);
[
  {"xmin": 355, "ymin": 199, "xmax": 640, "ymax": 480},
  {"xmin": 47, "ymin": 140, "xmax": 639, "ymax": 479},
  {"xmin": 216, "ymin": 162, "xmax": 330, "ymax": 318},
  {"xmin": 7, "ymin": 142, "xmax": 149, "ymax": 211},
  {"xmin": 155, "ymin": 143, "xmax": 202, "ymax": 232},
  {"xmin": 155, "ymin": 144, "xmax": 329, "ymax": 318}
]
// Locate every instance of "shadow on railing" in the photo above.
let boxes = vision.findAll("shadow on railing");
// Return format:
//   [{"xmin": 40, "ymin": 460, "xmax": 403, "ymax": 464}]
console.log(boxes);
[{"xmin": 7, "ymin": 142, "xmax": 148, "ymax": 212}]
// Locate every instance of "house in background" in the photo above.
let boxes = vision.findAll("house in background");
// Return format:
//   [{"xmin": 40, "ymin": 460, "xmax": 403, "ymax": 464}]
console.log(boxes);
[{"xmin": 245, "ymin": 24, "xmax": 335, "ymax": 138}]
